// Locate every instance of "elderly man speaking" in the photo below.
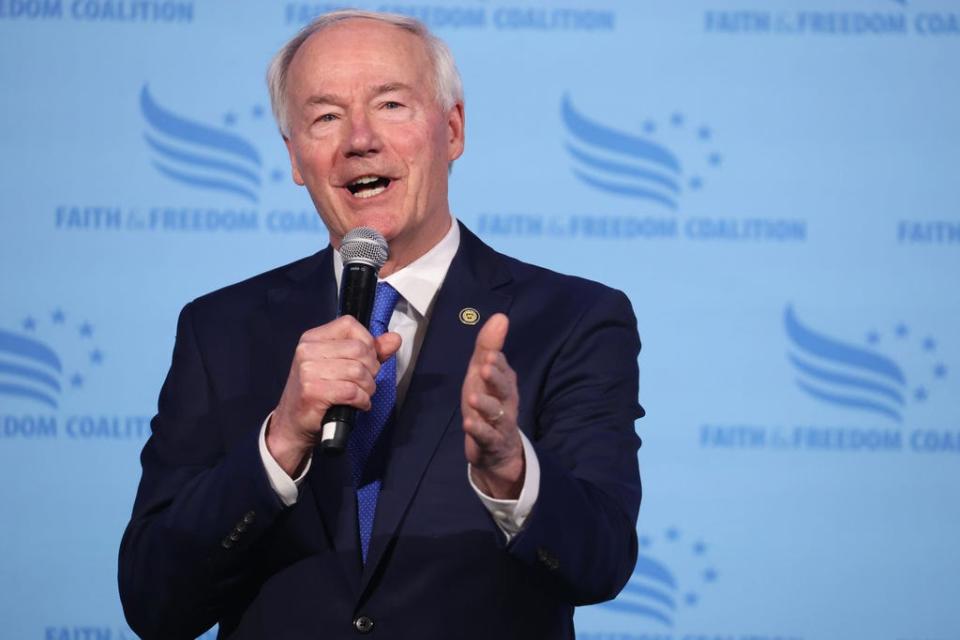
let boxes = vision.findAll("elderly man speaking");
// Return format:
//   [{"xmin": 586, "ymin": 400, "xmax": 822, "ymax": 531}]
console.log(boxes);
[{"xmin": 119, "ymin": 9, "xmax": 643, "ymax": 639}]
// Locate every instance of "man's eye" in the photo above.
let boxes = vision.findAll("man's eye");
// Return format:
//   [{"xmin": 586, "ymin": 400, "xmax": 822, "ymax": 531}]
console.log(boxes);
[
  {"xmin": 317, "ymin": 113, "xmax": 338, "ymax": 123},
  {"xmin": 383, "ymin": 101, "xmax": 402, "ymax": 110}
]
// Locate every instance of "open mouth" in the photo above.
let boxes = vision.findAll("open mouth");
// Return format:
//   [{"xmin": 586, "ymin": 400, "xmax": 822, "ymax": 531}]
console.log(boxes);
[{"xmin": 346, "ymin": 175, "xmax": 391, "ymax": 199}]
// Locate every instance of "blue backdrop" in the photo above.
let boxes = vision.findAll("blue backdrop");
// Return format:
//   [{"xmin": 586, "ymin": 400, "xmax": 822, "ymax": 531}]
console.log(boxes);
[{"xmin": 2, "ymin": 1, "xmax": 959, "ymax": 638}]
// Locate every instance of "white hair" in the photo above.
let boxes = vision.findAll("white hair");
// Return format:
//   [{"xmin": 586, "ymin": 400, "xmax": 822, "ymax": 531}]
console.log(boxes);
[{"xmin": 267, "ymin": 9, "xmax": 464, "ymax": 138}]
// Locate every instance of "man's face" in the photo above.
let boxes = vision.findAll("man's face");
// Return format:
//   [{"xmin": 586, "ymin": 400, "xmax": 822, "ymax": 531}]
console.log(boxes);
[{"xmin": 282, "ymin": 19, "xmax": 465, "ymax": 265}]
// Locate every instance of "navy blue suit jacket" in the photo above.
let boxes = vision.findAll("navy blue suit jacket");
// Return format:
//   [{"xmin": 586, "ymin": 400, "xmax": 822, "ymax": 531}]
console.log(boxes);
[{"xmin": 119, "ymin": 224, "xmax": 643, "ymax": 639}]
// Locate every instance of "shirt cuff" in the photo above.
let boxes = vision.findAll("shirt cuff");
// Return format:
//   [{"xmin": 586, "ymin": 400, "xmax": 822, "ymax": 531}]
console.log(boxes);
[
  {"xmin": 467, "ymin": 430, "xmax": 540, "ymax": 543},
  {"xmin": 258, "ymin": 412, "xmax": 312, "ymax": 507}
]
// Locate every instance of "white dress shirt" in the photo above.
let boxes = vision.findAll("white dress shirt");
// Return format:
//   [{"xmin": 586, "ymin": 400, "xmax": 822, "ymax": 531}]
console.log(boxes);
[{"xmin": 258, "ymin": 217, "xmax": 540, "ymax": 542}]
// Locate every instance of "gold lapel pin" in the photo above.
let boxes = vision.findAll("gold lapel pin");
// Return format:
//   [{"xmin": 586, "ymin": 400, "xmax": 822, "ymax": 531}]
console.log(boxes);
[{"xmin": 459, "ymin": 307, "xmax": 480, "ymax": 325}]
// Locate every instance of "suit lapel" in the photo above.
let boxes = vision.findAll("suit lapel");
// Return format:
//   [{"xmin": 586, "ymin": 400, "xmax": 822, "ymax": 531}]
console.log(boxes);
[{"xmin": 359, "ymin": 225, "xmax": 513, "ymax": 592}]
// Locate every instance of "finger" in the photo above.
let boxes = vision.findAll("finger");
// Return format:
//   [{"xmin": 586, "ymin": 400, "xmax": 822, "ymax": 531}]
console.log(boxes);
[
  {"xmin": 305, "ymin": 379, "xmax": 372, "ymax": 412},
  {"xmin": 374, "ymin": 332, "xmax": 402, "ymax": 363},
  {"xmin": 479, "ymin": 362, "xmax": 514, "ymax": 401},
  {"xmin": 300, "ymin": 359, "xmax": 377, "ymax": 397},
  {"xmin": 302, "ymin": 315, "xmax": 375, "ymax": 347},
  {"xmin": 296, "ymin": 339, "xmax": 380, "ymax": 375},
  {"xmin": 473, "ymin": 313, "xmax": 509, "ymax": 356},
  {"xmin": 482, "ymin": 350, "xmax": 511, "ymax": 375},
  {"xmin": 467, "ymin": 392, "xmax": 507, "ymax": 426},
  {"xmin": 463, "ymin": 415, "xmax": 500, "ymax": 450}
]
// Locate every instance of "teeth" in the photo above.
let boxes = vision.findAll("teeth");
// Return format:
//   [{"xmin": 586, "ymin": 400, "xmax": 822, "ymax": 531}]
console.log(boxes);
[
  {"xmin": 353, "ymin": 185, "xmax": 387, "ymax": 199},
  {"xmin": 347, "ymin": 175, "xmax": 389, "ymax": 198}
]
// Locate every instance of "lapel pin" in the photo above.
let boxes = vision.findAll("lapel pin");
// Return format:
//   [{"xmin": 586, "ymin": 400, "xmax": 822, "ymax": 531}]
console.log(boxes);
[{"xmin": 459, "ymin": 307, "xmax": 480, "ymax": 326}]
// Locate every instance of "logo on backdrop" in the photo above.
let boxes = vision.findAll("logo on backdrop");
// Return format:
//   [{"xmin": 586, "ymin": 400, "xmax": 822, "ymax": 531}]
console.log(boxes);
[
  {"xmin": 601, "ymin": 527, "xmax": 717, "ymax": 628},
  {"xmin": 0, "ymin": 309, "xmax": 149, "ymax": 441},
  {"xmin": 0, "ymin": 310, "xmax": 103, "ymax": 410},
  {"xmin": 561, "ymin": 95, "xmax": 720, "ymax": 212},
  {"xmin": 284, "ymin": 3, "xmax": 618, "ymax": 32},
  {"xmin": 700, "ymin": 305, "xmax": 957, "ymax": 455},
  {"xmin": 141, "ymin": 85, "xmax": 264, "ymax": 205},
  {"xmin": 476, "ymin": 94, "xmax": 805, "ymax": 243},
  {"xmin": 53, "ymin": 83, "xmax": 324, "ymax": 235},
  {"xmin": 580, "ymin": 525, "xmax": 799, "ymax": 639},
  {"xmin": 785, "ymin": 305, "xmax": 945, "ymax": 424},
  {"xmin": 702, "ymin": 0, "xmax": 959, "ymax": 37},
  {"xmin": 897, "ymin": 220, "xmax": 960, "ymax": 245},
  {"xmin": 43, "ymin": 625, "xmax": 216, "ymax": 640},
  {"xmin": 0, "ymin": 0, "xmax": 194, "ymax": 23}
]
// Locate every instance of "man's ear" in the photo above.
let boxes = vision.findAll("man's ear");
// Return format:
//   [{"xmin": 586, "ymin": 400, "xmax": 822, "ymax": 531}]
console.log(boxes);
[
  {"xmin": 447, "ymin": 102, "xmax": 465, "ymax": 162},
  {"xmin": 283, "ymin": 136, "xmax": 306, "ymax": 186}
]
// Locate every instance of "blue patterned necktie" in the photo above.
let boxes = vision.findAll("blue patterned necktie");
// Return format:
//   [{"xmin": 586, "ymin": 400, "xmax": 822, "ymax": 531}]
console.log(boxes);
[{"xmin": 348, "ymin": 281, "xmax": 400, "ymax": 563}]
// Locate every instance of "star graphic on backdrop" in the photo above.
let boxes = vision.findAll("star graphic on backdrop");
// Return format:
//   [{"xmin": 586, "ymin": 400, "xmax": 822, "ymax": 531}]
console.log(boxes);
[
  {"xmin": 670, "ymin": 112, "xmax": 684, "ymax": 127},
  {"xmin": 934, "ymin": 363, "xmax": 947, "ymax": 379},
  {"xmin": 708, "ymin": 152, "xmax": 722, "ymax": 166},
  {"xmin": 922, "ymin": 337, "xmax": 936, "ymax": 351},
  {"xmin": 638, "ymin": 535, "xmax": 651, "ymax": 548},
  {"xmin": 689, "ymin": 176, "xmax": 703, "ymax": 191},
  {"xmin": 52, "ymin": 309, "xmax": 65, "ymax": 324},
  {"xmin": 693, "ymin": 541, "xmax": 707, "ymax": 555},
  {"xmin": 642, "ymin": 120, "xmax": 656, "ymax": 134},
  {"xmin": 666, "ymin": 527, "xmax": 680, "ymax": 541},
  {"xmin": 79, "ymin": 322, "xmax": 93, "ymax": 338},
  {"xmin": 71, "ymin": 373, "xmax": 84, "ymax": 388},
  {"xmin": 223, "ymin": 112, "xmax": 237, "ymax": 126},
  {"xmin": 685, "ymin": 592, "xmax": 699, "ymax": 606},
  {"xmin": 251, "ymin": 104, "xmax": 264, "ymax": 118},
  {"xmin": 22, "ymin": 316, "xmax": 37, "ymax": 331},
  {"xmin": 914, "ymin": 387, "xmax": 928, "ymax": 402},
  {"xmin": 271, "ymin": 168, "xmax": 285, "ymax": 183},
  {"xmin": 866, "ymin": 330, "xmax": 880, "ymax": 345},
  {"xmin": 895, "ymin": 323, "xmax": 909, "ymax": 338},
  {"xmin": 90, "ymin": 349, "xmax": 104, "ymax": 365},
  {"xmin": 703, "ymin": 568, "xmax": 718, "ymax": 582},
  {"xmin": 698, "ymin": 126, "xmax": 711, "ymax": 140}
]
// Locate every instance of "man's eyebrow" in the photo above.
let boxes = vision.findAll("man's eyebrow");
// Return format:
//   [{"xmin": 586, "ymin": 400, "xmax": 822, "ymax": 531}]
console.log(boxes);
[
  {"xmin": 304, "ymin": 93, "xmax": 341, "ymax": 108},
  {"xmin": 303, "ymin": 84, "xmax": 412, "ymax": 108},
  {"xmin": 372, "ymin": 82, "xmax": 412, "ymax": 96}
]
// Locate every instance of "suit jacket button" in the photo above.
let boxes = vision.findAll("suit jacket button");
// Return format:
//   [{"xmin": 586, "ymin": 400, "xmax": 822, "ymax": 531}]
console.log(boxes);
[
  {"xmin": 243, "ymin": 511, "xmax": 256, "ymax": 524},
  {"xmin": 353, "ymin": 615, "xmax": 374, "ymax": 634},
  {"xmin": 221, "ymin": 537, "xmax": 234, "ymax": 550},
  {"xmin": 229, "ymin": 531, "xmax": 241, "ymax": 542},
  {"xmin": 537, "ymin": 547, "xmax": 560, "ymax": 570}
]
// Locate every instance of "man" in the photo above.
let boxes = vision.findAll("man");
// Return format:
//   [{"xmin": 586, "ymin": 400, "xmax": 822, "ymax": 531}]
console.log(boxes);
[{"xmin": 119, "ymin": 10, "xmax": 642, "ymax": 639}]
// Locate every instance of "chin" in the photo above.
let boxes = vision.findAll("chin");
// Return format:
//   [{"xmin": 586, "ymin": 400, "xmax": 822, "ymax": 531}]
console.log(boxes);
[{"xmin": 345, "ymin": 213, "xmax": 402, "ymax": 239}]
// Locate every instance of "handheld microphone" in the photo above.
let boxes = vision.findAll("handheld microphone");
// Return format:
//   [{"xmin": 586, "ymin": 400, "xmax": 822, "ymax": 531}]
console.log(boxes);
[{"xmin": 320, "ymin": 226, "xmax": 389, "ymax": 454}]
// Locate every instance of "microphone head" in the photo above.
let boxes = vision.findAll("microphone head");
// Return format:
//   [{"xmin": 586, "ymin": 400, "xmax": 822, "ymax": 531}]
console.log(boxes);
[{"xmin": 339, "ymin": 227, "xmax": 389, "ymax": 270}]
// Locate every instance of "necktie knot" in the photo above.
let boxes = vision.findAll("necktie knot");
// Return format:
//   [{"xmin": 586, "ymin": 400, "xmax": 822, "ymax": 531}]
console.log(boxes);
[{"xmin": 370, "ymin": 281, "xmax": 400, "ymax": 336}]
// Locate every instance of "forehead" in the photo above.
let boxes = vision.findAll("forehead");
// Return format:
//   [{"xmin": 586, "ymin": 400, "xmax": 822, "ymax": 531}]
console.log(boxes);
[{"xmin": 287, "ymin": 19, "xmax": 432, "ymax": 93}]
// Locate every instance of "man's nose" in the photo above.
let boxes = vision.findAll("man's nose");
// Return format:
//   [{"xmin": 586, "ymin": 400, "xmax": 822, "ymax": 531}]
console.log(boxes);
[{"xmin": 343, "ymin": 111, "xmax": 382, "ymax": 158}]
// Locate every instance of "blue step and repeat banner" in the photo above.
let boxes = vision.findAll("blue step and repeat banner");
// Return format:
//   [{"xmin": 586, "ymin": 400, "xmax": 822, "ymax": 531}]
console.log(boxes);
[{"xmin": 2, "ymin": 0, "xmax": 958, "ymax": 638}]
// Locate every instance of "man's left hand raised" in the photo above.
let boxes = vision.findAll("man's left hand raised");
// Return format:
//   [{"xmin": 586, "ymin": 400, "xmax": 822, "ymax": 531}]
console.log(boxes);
[{"xmin": 462, "ymin": 313, "xmax": 524, "ymax": 500}]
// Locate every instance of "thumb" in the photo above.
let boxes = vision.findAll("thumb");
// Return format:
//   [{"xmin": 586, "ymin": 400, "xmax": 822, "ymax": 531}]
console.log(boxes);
[
  {"xmin": 375, "ymin": 331, "xmax": 402, "ymax": 362},
  {"xmin": 475, "ymin": 313, "xmax": 509, "ymax": 352}
]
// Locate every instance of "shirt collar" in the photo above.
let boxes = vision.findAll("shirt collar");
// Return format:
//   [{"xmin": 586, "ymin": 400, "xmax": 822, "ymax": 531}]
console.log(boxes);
[{"xmin": 332, "ymin": 217, "xmax": 460, "ymax": 317}]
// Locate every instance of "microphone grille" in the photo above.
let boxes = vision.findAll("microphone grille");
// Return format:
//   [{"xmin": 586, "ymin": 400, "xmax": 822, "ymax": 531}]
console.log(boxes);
[{"xmin": 339, "ymin": 227, "xmax": 389, "ymax": 269}]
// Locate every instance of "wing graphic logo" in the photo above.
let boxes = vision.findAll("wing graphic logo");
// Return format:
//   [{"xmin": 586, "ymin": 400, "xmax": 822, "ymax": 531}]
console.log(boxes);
[
  {"xmin": 0, "ymin": 310, "xmax": 105, "ymax": 410},
  {"xmin": 600, "ymin": 527, "xmax": 717, "ymax": 628},
  {"xmin": 0, "ymin": 329, "xmax": 63, "ymax": 409},
  {"xmin": 140, "ymin": 85, "xmax": 263, "ymax": 204},
  {"xmin": 561, "ymin": 94, "xmax": 721, "ymax": 211},
  {"xmin": 785, "ymin": 305, "xmax": 947, "ymax": 423}
]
